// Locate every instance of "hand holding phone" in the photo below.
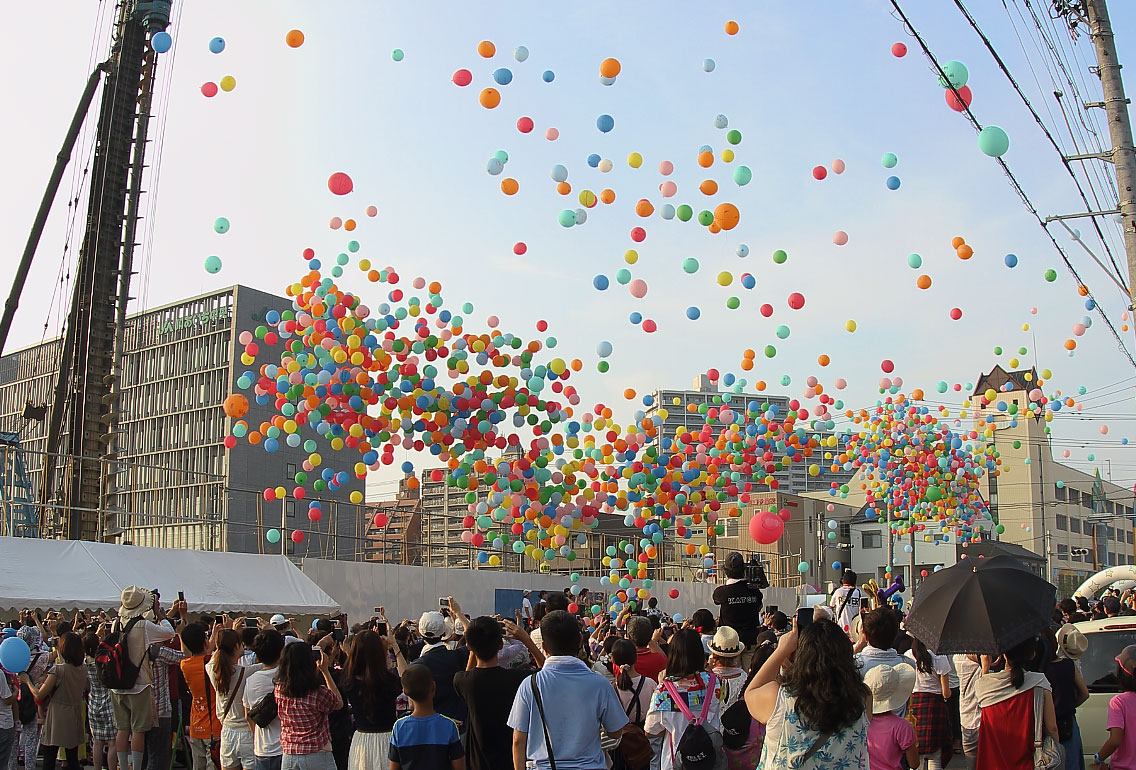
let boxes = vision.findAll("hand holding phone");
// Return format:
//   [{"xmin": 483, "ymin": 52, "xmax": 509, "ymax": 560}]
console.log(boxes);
[{"xmin": 795, "ymin": 607, "xmax": 813, "ymax": 631}]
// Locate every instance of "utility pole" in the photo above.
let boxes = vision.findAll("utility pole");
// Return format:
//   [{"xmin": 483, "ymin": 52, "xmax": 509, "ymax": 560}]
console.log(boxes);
[{"xmin": 1081, "ymin": 0, "xmax": 1136, "ymax": 309}]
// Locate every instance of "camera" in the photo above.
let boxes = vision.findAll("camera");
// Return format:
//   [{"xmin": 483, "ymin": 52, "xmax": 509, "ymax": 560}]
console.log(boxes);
[{"xmin": 745, "ymin": 556, "xmax": 770, "ymax": 589}]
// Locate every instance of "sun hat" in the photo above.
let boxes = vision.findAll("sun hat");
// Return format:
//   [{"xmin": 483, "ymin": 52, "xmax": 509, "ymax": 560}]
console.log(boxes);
[
  {"xmin": 119, "ymin": 586, "xmax": 153, "ymax": 619},
  {"xmin": 863, "ymin": 663, "xmax": 917, "ymax": 714},
  {"xmin": 1056, "ymin": 624, "xmax": 1088, "ymax": 660},
  {"xmin": 418, "ymin": 611, "xmax": 454, "ymax": 641},
  {"xmin": 708, "ymin": 626, "xmax": 744, "ymax": 657}
]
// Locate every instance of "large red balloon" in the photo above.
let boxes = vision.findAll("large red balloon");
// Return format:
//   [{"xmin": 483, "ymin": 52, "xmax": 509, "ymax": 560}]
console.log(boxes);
[
  {"xmin": 328, "ymin": 172, "xmax": 354, "ymax": 196},
  {"xmin": 750, "ymin": 511, "xmax": 785, "ymax": 544}
]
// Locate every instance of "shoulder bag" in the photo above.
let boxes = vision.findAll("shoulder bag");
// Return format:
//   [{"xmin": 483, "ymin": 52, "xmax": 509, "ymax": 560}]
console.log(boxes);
[
  {"xmin": 613, "ymin": 676, "xmax": 653, "ymax": 770},
  {"xmin": 531, "ymin": 674, "xmax": 557, "ymax": 770},
  {"xmin": 1033, "ymin": 687, "xmax": 1065, "ymax": 770}
]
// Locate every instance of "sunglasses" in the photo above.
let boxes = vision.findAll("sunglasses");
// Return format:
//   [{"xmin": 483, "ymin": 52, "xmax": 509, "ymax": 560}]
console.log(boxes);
[{"xmin": 1116, "ymin": 655, "xmax": 1135, "ymax": 676}]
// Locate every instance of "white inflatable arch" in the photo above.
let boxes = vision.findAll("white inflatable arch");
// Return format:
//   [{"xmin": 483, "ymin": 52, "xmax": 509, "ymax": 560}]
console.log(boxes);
[{"xmin": 1073, "ymin": 565, "xmax": 1136, "ymax": 599}]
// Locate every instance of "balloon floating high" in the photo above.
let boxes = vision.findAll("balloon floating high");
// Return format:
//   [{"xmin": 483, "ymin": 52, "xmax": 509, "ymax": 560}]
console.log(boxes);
[{"xmin": 327, "ymin": 173, "xmax": 354, "ymax": 196}]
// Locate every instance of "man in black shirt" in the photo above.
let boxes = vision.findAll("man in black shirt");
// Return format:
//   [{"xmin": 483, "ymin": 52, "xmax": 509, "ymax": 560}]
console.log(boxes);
[
  {"xmin": 454, "ymin": 617, "xmax": 545, "ymax": 770},
  {"xmin": 411, "ymin": 608, "xmax": 470, "ymax": 728},
  {"xmin": 712, "ymin": 551, "xmax": 764, "ymax": 671}
]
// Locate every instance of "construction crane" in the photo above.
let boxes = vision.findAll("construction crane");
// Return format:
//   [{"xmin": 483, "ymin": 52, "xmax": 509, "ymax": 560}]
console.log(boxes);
[{"xmin": 0, "ymin": 0, "xmax": 172, "ymax": 540}]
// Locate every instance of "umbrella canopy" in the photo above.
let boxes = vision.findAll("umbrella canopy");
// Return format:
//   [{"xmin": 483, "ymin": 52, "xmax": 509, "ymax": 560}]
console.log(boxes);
[{"xmin": 905, "ymin": 555, "xmax": 1056, "ymax": 655}]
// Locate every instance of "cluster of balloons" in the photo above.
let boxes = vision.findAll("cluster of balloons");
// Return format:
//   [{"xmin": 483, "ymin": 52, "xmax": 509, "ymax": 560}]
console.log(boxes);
[{"xmin": 198, "ymin": 33, "xmax": 236, "ymax": 98}]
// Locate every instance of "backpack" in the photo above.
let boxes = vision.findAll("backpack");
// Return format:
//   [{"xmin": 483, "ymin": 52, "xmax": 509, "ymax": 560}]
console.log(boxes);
[
  {"xmin": 662, "ymin": 673, "xmax": 719, "ymax": 770},
  {"xmin": 17, "ymin": 656, "xmax": 42, "ymax": 724},
  {"xmin": 720, "ymin": 670, "xmax": 761, "ymax": 750},
  {"xmin": 95, "ymin": 617, "xmax": 145, "ymax": 690},
  {"xmin": 612, "ymin": 676, "xmax": 653, "ymax": 770}
]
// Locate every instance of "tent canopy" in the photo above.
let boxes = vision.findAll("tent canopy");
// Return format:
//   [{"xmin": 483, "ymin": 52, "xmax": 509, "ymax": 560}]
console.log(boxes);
[{"xmin": 0, "ymin": 537, "xmax": 340, "ymax": 615}]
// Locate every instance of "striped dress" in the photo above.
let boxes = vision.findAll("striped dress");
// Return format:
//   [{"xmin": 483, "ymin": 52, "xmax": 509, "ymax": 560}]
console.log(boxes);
[{"xmin": 85, "ymin": 658, "xmax": 116, "ymax": 742}]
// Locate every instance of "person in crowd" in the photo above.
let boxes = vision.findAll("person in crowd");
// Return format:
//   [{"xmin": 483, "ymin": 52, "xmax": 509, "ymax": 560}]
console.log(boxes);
[
  {"xmin": 1103, "ymin": 596, "xmax": 1123, "ymax": 619},
  {"xmin": 338, "ymin": 629, "xmax": 402, "ymax": 770},
  {"xmin": 707, "ymin": 627, "xmax": 747, "ymax": 709},
  {"xmin": 906, "ymin": 636, "xmax": 953, "ymax": 769},
  {"xmin": 147, "ymin": 612, "xmax": 188, "ymax": 770},
  {"xmin": 19, "ymin": 632, "xmax": 87, "ymax": 770},
  {"xmin": 612, "ymin": 639, "xmax": 653, "ymax": 726},
  {"xmin": 528, "ymin": 593, "xmax": 568, "ymax": 653},
  {"xmin": 690, "ymin": 609, "xmax": 717, "ymax": 656},
  {"xmin": 628, "ymin": 617, "xmax": 667, "ymax": 684},
  {"xmin": 864, "ymin": 663, "xmax": 919, "ymax": 770},
  {"xmin": 242, "ymin": 629, "xmax": 284, "ymax": 770},
  {"xmin": 412, "ymin": 599, "xmax": 470, "ymax": 729},
  {"xmin": 591, "ymin": 635, "xmax": 619, "ymax": 683},
  {"xmin": 15, "ymin": 624, "xmax": 51, "ymax": 770},
  {"xmin": 1093, "ymin": 643, "xmax": 1136, "ymax": 769},
  {"xmin": 953, "ymin": 652, "xmax": 983, "ymax": 770},
  {"xmin": 521, "ymin": 592, "xmax": 533, "ymax": 629},
  {"xmin": 829, "ymin": 569, "xmax": 863, "ymax": 638},
  {"xmin": 891, "ymin": 608, "xmax": 912, "ymax": 656},
  {"xmin": 110, "ymin": 587, "xmax": 176, "ymax": 770},
  {"xmin": 305, "ymin": 629, "xmax": 351, "ymax": 770},
  {"xmin": 275, "ymin": 638, "xmax": 342, "ymax": 770},
  {"xmin": 83, "ymin": 633, "xmax": 118, "ymax": 770},
  {"xmin": 974, "ymin": 636, "xmax": 1058, "ymax": 769},
  {"xmin": 389, "ymin": 664, "xmax": 464, "ymax": 770},
  {"xmin": 0, "ymin": 652, "xmax": 14, "ymax": 770},
  {"xmin": 712, "ymin": 553, "xmax": 764, "ymax": 671},
  {"xmin": 269, "ymin": 617, "xmax": 298, "ymax": 645},
  {"xmin": 721, "ymin": 637, "xmax": 775, "ymax": 770},
  {"xmin": 454, "ymin": 616, "xmax": 542, "ymax": 770},
  {"xmin": 1045, "ymin": 624, "xmax": 1088, "ymax": 770},
  {"xmin": 240, "ymin": 628, "xmax": 260, "ymax": 667},
  {"xmin": 509, "ymin": 610, "xmax": 629, "ymax": 770},
  {"xmin": 856, "ymin": 607, "xmax": 906, "ymax": 680},
  {"xmin": 180, "ymin": 622, "xmax": 221, "ymax": 770},
  {"xmin": 208, "ymin": 625, "xmax": 263, "ymax": 770},
  {"xmin": 644, "ymin": 628, "xmax": 727, "ymax": 770},
  {"xmin": 744, "ymin": 617, "xmax": 870, "ymax": 768},
  {"xmin": 646, "ymin": 598, "xmax": 666, "ymax": 624}
]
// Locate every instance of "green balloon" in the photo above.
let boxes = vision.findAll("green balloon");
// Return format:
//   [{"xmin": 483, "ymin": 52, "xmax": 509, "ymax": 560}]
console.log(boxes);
[
  {"xmin": 493, "ymin": 150, "xmax": 509, "ymax": 164},
  {"xmin": 772, "ymin": 249, "xmax": 787, "ymax": 264},
  {"xmin": 725, "ymin": 296, "xmax": 740, "ymax": 309},
  {"xmin": 266, "ymin": 529, "xmax": 281, "ymax": 544},
  {"xmin": 1044, "ymin": 268, "xmax": 1057, "ymax": 282},
  {"xmin": 557, "ymin": 209, "xmax": 577, "ymax": 227},
  {"xmin": 597, "ymin": 361, "xmax": 609, "ymax": 373},
  {"xmin": 775, "ymin": 325, "xmax": 790, "ymax": 339},
  {"xmin": 697, "ymin": 210, "xmax": 714, "ymax": 226},
  {"xmin": 938, "ymin": 60, "xmax": 969, "ymax": 89},
  {"xmin": 391, "ymin": 48, "xmax": 404, "ymax": 61},
  {"xmin": 204, "ymin": 255, "xmax": 222, "ymax": 274},
  {"xmin": 676, "ymin": 204, "xmax": 693, "ymax": 221},
  {"xmin": 906, "ymin": 253, "xmax": 922, "ymax": 269},
  {"xmin": 213, "ymin": 217, "xmax": 230, "ymax": 234},
  {"xmin": 925, "ymin": 486, "xmax": 943, "ymax": 502},
  {"xmin": 682, "ymin": 257, "xmax": 699, "ymax": 274},
  {"xmin": 881, "ymin": 153, "xmax": 898, "ymax": 169},
  {"xmin": 764, "ymin": 344, "xmax": 776, "ymax": 358},
  {"xmin": 733, "ymin": 165, "xmax": 752, "ymax": 185},
  {"xmin": 726, "ymin": 129, "xmax": 742, "ymax": 145},
  {"xmin": 977, "ymin": 126, "xmax": 1009, "ymax": 157},
  {"xmin": 993, "ymin": 346, "xmax": 1003, "ymax": 355}
]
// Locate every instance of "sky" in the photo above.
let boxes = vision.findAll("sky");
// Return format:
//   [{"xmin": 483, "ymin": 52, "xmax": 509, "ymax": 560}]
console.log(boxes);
[{"xmin": 2, "ymin": 0, "xmax": 1136, "ymax": 498}]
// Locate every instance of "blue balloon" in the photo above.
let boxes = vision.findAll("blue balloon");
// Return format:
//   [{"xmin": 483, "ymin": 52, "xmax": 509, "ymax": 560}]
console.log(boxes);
[
  {"xmin": 741, "ymin": 274, "xmax": 756, "ymax": 289},
  {"xmin": 550, "ymin": 164, "xmax": 568, "ymax": 183},
  {"xmin": 702, "ymin": 58, "xmax": 716, "ymax": 72},
  {"xmin": 586, "ymin": 153, "xmax": 601, "ymax": 168},
  {"xmin": 736, "ymin": 244, "xmax": 749, "ymax": 257},
  {"xmin": 0, "ymin": 638, "xmax": 31, "ymax": 673},
  {"xmin": 542, "ymin": 70, "xmax": 555, "ymax": 83},
  {"xmin": 686, "ymin": 306, "xmax": 701, "ymax": 320},
  {"xmin": 592, "ymin": 274, "xmax": 609, "ymax": 290},
  {"xmin": 886, "ymin": 175, "xmax": 901, "ymax": 190},
  {"xmin": 486, "ymin": 158, "xmax": 504, "ymax": 175},
  {"xmin": 596, "ymin": 114, "xmax": 614, "ymax": 133},
  {"xmin": 514, "ymin": 45, "xmax": 529, "ymax": 62},
  {"xmin": 629, "ymin": 312, "xmax": 642, "ymax": 324},
  {"xmin": 493, "ymin": 68, "xmax": 513, "ymax": 86},
  {"xmin": 151, "ymin": 31, "xmax": 172, "ymax": 53},
  {"xmin": 1085, "ymin": 298, "xmax": 1096, "ymax": 311},
  {"xmin": 1004, "ymin": 253, "xmax": 1018, "ymax": 268},
  {"xmin": 208, "ymin": 37, "xmax": 225, "ymax": 54}
]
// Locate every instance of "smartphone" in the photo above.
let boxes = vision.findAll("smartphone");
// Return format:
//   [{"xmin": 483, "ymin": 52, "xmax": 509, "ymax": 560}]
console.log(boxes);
[
  {"xmin": 215, "ymin": 615, "xmax": 224, "ymax": 625},
  {"xmin": 245, "ymin": 617, "xmax": 258, "ymax": 628},
  {"xmin": 332, "ymin": 629, "xmax": 345, "ymax": 643},
  {"xmin": 767, "ymin": 605, "xmax": 778, "ymax": 615},
  {"xmin": 177, "ymin": 591, "xmax": 185, "ymax": 604},
  {"xmin": 795, "ymin": 607, "xmax": 813, "ymax": 630},
  {"xmin": 374, "ymin": 607, "xmax": 383, "ymax": 614},
  {"xmin": 438, "ymin": 596, "xmax": 449, "ymax": 609},
  {"xmin": 375, "ymin": 622, "xmax": 388, "ymax": 636}
]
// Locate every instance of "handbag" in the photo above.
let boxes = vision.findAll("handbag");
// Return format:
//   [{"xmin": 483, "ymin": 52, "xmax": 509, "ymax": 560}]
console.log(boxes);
[
  {"xmin": 1033, "ymin": 688, "xmax": 1065, "ymax": 770},
  {"xmin": 613, "ymin": 676, "xmax": 654, "ymax": 770},
  {"xmin": 247, "ymin": 690, "xmax": 277, "ymax": 728}
]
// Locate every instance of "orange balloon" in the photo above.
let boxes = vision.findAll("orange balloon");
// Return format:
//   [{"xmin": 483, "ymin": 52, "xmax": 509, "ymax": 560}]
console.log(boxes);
[
  {"xmin": 818, "ymin": 354, "xmax": 830, "ymax": 366},
  {"xmin": 479, "ymin": 88, "xmax": 500, "ymax": 108},
  {"xmin": 708, "ymin": 222, "xmax": 721, "ymax": 234},
  {"xmin": 743, "ymin": 348, "xmax": 755, "ymax": 359},
  {"xmin": 1064, "ymin": 339, "xmax": 1077, "ymax": 350},
  {"xmin": 713, "ymin": 202, "xmax": 740, "ymax": 230},
  {"xmin": 951, "ymin": 236, "xmax": 965, "ymax": 248},
  {"xmin": 635, "ymin": 199, "xmax": 654, "ymax": 217},
  {"xmin": 700, "ymin": 179, "xmax": 719, "ymax": 195},
  {"xmin": 500, "ymin": 178, "xmax": 518, "ymax": 195},
  {"xmin": 344, "ymin": 218, "xmax": 356, "ymax": 231},
  {"xmin": 725, "ymin": 20, "xmax": 740, "ymax": 35},
  {"xmin": 223, "ymin": 394, "xmax": 249, "ymax": 419},
  {"xmin": 912, "ymin": 388, "xmax": 925, "ymax": 400},
  {"xmin": 600, "ymin": 188, "xmax": 616, "ymax": 204},
  {"xmin": 556, "ymin": 181, "xmax": 572, "ymax": 195},
  {"xmin": 599, "ymin": 57, "xmax": 621, "ymax": 78},
  {"xmin": 740, "ymin": 359, "xmax": 753, "ymax": 370},
  {"xmin": 477, "ymin": 40, "xmax": 496, "ymax": 58},
  {"xmin": 956, "ymin": 244, "xmax": 973, "ymax": 260},
  {"xmin": 698, "ymin": 151, "xmax": 714, "ymax": 168},
  {"xmin": 623, "ymin": 388, "xmax": 636, "ymax": 400},
  {"xmin": 285, "ymin": 29, "xmax": 305, "ymax": 48},
  {"xmin": 916, "ymin": 274, "xmax": 932, "ymax": 289},
  {"xmin": 1077, "ymin": 284, "xmax": 1089, "ymax": 296}
]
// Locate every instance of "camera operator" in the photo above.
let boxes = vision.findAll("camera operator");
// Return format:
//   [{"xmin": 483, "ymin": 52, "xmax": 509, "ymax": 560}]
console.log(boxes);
[{"xmin": 712, "ymin": 552, "xmax": 765, "ymax": 671}]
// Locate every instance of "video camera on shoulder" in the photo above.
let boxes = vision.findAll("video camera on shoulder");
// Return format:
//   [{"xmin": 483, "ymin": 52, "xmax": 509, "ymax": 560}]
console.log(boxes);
[{"xmin": 745, "ymin": 556, "xmax": 770, "ymax": 589}]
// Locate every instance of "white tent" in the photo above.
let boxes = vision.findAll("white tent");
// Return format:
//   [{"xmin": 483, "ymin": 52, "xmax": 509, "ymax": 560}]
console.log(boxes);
[{"xmin": 0, "ymin": 537, "xmax": 340, "ymax": 614}]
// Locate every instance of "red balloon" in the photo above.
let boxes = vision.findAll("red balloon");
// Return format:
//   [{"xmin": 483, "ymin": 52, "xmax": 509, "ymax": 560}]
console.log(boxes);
[
  {"xmin": 328, "ymin": 172, "xmax": 354, "ymax": 196},
  {"xmin": 290, "ymin": 530, "xmax": 305, "ymax": 543},
  {"xmin": 630, "ymin": 227, "xmax": 646, "ymax": 243},
  {"xmin": 263, "ymin": 488, "xmax": 276, "ymax": 501},
  {"xmin": 881, "ymin": 359, "xmax": 895, "ymax": 373},
  {"xmin": 812, "ymin": 165, "xmax": 827, "ymax": 180},
  {"xmin": 293, "ymin": 486, "xmax": 306, "ymax": 500},
  {"xmin": 787, "ymin": 292, "xmax": 805, "ymax": 310},
  {"xmin": 513, "ymin": 242, "xmax": 527, "ymax": 255},
  {"xmin": 568, "ymin": 602, "xmax": 579, "ymax": 614},
  {"xmin": 760, "ymin": 303, "xmax": 773, "ymax": 318},
  {"xmin": 945, "ymin": 85, "xmax": 972, "ymax": 112},
  {"xmin": 749, "ymin": 511, "xmax": 785, "ymax": 544},
  {"xmin": 452, "ymin": 69, "xmax": 472, "ymax": 86},
  {"xmin": 668, "ymin": 589, "xmax": 679, "ymax": 599},
  {"xmin": 201, "ymin": 82, "xmax": 219, "ymax": 98},
  {"xmin": 949, "ymin": 307, "xmax": 963, "ymax": 320},
  {"xmin": 373, "ymin": 513, "xmax": 388, "ymax": 528},
  {"xmin": 516, "ymin": 116, "xmax": 534, "ymax": 133},
  {"xmin": 642, "ymin": 319, "xmax": 657, "ymax": 333},
  {"xmin": 223, "ymin": 435, "xmax": 237, "ymax": 449},
  {"xmin": 891, "ymin": 42, "xmax": 908, "ymax": 58}
]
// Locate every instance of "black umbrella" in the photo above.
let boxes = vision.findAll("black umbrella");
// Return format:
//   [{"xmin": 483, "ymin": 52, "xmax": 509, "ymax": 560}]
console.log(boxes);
[{"xmin": 905, "ymin": 555, "xmax": 1057, "ymax": 655}]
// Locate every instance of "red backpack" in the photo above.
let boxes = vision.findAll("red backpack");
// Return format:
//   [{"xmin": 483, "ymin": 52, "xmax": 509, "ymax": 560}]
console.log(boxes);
[{"xmin": 95, "ymin": 617, "xmax": 145, "ymax": 690}]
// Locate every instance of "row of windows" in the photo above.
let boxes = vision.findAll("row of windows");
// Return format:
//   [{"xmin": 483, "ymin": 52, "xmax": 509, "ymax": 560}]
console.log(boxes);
[
  {"xmin": 1053, "ymin": 484, "xmax": 1133, "ymax": 516},
  {"xmin": 1055, "ymin": 514, "xmax": 1135, "ymax": 543}
]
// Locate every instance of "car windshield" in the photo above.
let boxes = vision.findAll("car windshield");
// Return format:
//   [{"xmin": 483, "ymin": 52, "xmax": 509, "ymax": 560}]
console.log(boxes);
[{"xmin": 1082, "ymin": 626, "xmax": 1136, "ymax": 693}]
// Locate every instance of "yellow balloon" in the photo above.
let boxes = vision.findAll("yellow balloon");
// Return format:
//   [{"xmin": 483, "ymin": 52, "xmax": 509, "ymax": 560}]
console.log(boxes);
[
  {"xmin": 219, "ymin": 75, "xmax": 236, "ymax": 92},
  {"xmin": 349, "ymin": 490, "xmax": 363, "ymax": 504},
  {"xmin": 721, "ymin": 149, "xmax": 735, "ymax": 163},
  {"xmin": 627, "ymin": 152, "xmax": 643, "ymax": 168},
  {"xmin": 845, "ymin": 319, "xmax": 857, "ymax": 332}
]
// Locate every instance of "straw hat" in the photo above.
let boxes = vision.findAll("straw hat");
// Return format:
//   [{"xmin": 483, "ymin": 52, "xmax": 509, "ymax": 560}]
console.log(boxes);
[
  {"xmin": 119, "ymin": 586, "xmax": 153, "ymax": 620},
  {"xmin": 708, "ymin": 626, "xmax": 744, "ymax": 657},
  {"xmin": 864, "ymin": 663, "xmax": 917, "ymax": 714},
  {"xmin": 1056, "ymin": 624, "xmax": 1088, "ymax": 660}
]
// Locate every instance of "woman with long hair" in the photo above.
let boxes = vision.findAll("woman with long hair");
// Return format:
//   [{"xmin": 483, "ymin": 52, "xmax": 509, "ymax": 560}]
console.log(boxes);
[
  {"xmin": 340, "ymin": 630, "xmax": 402, "ymax": 770},
  {"xmin": 613, "ymin": 639, "xmax": 654, "ymax": 727},
  {"xmin": 241, "ymin": 629, "xmax": 285, "ymax": 770},
  {"xmin": 905, "ymin": 636, "xmax": 953, "ymax": 769},
  {"xmin": 274, "ymin": 640, "xmax": 342, "ymax": 770},
  {"xmin": 644, "ymin": 628, "xmax": 727, "ymax": 770},
  {"xmin": 744, "ymin": 618, "xmax": 870, "ymax": 768},
  {"xmin": 973, "ymin": 637, "xmax": 1058, "ymax": 770},
  {"xmin": 19, "ymin": 633, "xmax": 88, "ymax": 770},
  {"xmin": 207, "ymin": 628, "xmax": 261, "ymax": 770}
]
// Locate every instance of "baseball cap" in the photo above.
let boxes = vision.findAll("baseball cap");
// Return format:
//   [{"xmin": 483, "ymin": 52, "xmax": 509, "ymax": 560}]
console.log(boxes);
[
  {"xmin": 723, "ymin": 552, "xmax": 745, "ymax": 575},
  {"xmin": 270, "ymin": 614, "xmax": 288, "ymax": 627},
  {"xmin": 418, "ymin": 611, "xmax": 454, "ymax": 641}
]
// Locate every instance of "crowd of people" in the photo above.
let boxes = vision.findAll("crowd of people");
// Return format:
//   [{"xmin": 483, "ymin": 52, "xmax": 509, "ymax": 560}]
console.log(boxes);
[{"xmin": 2, "ymin": 557, "xmax": 1135, "ymax": 769}]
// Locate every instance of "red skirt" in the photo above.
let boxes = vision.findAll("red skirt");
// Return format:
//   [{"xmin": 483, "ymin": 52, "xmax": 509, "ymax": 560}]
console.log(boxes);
[{"xmin": 910, "ymin": 691, "xmax": 954, "ymax": 765}]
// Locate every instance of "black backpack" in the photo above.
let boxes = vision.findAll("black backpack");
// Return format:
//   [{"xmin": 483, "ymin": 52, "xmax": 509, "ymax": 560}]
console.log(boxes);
[
  {"xmin": 720, "ymin": 671, "xmax": 759, "ymax": 750},
  {"xmin": 662, "ymin": 674, "xmax": 719, "ymax": 770},
  {"xmin": 95, "ymin": 617, "xmax": 145, "ymax": 690},
  {"xmin": 17, "ymin": 656, "xmax": 41, "ymax": 724}
]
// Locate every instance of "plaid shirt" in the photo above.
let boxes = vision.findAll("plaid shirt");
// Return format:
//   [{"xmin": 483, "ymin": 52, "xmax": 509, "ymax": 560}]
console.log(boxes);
[
  {"xmin": 150, "ymin": 644, "xmax": 187, "ymax": 719},
  {"xmin": 274, "ymin": 684, "xmax": 338, "ymax": 755}
]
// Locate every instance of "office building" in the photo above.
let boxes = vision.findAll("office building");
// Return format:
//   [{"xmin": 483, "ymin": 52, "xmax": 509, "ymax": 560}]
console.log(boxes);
[{"xmin": 0, "ymin": 285, "xmax": 363, "ymax": 557}]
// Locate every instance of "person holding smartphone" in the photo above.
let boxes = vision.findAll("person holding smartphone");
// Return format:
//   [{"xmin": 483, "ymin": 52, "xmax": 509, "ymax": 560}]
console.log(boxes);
[{"xmin": 274, "ymin": 639, "xmax": 342, "ymax": 770}]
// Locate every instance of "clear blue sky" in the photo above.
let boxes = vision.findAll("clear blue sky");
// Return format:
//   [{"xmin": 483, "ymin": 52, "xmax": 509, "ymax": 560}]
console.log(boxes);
[{"xmin": 3, "ymin": 0, "xmax": 1136, "ymax": 492}]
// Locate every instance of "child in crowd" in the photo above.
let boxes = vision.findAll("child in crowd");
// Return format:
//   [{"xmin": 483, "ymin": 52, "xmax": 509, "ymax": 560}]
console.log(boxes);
[
  {"xmin": 389, "ymin": 665, "xmax": 464, "ymax": 770},
  {"xmin": 1095, "ymin": 644, "xmax": 1136, "ymax": 769},
  {"xmin": 865, "ymin": 663, "xmax": 919, "ymax": 770}
]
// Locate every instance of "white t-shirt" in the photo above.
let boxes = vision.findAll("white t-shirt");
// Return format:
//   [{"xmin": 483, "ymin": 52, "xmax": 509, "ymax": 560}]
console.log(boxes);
[
  {"xmin": 952, "ymin": 654, "xmax": 983, "ymax": 731},
  {"xmin": 206, "ymin": 661, "xmax": 264, "ymax": 730},
  {"xmin": 0, "ymin": 674, "xmax": 13, "ymax": 730},
  {"xmin": 829, "ymin": 585, "xmax": 862, "ymax": 633},
  {"xmin": 522, "ymin": 597, "xmax": 533, "ymax": 619},
  {"xmin": 241, "ymin": 667, "xmax": 281, "ymax": 757},
  {"xmin": 905, "ymin": 650, "xmax": 952, "ymax": 694}
]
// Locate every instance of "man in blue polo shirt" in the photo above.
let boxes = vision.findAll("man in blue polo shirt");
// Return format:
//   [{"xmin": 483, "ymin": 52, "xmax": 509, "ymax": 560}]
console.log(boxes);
[{"xmin": 508, "ymin": 611, "xmax": 628, "ymax": 770}]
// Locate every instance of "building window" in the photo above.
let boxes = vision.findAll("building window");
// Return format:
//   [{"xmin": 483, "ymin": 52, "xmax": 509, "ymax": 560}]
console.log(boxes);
[
  {"xmin": 839, "ymin": 523, "xmax": 851, "ymax": 540},
  {"xmin": 1057, "ymin": 544, "xmax": 1069, "ymax": 560},
  {"xmin": 863, "ymin": 531, "xmax": 882, "ymax": 549},
  {"xmin": 1108, "ymin": 526, "xmax": 1116, "ymax": 542},
  {"xmin": 1055, "ymin": 484, "xmax": 1067, "ymax": 501},
  {"xmin": 1071, "ymin": 551, "xmax": 1082, "ymax": 562},
  {"xmin": 1129, "ymin": 531, "xmax": 1134, "ymax": 545},
  {"xmin": 286, "ymin": 463, "xmax": 297, "ymax": 479},
  {"xmin": 1055, "ymin": 515, "xmax": 1067, "ymax": 531},
  {"xmin": 1070, "ymin": 518, "xmax": 1081, "ymax": 534},
  {"xmin": 286, "ymin": 501, "xmax": 296, "ymax": 519}
]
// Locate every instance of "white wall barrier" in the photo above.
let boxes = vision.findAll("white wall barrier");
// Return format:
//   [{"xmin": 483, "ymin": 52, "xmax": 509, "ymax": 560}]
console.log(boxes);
[{"xmin": 300, "ymin": 558, "xmax": 802, "ymax": 627}]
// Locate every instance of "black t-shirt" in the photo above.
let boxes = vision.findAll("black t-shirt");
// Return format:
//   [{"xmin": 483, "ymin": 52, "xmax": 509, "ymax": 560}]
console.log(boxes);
[
  {"xmin": 453, "ymin": 666, "xmax": 530, "ymax": 770},
  {"xmin": 411, "ymin": 646, "xmax": 470, "ymax": 724},
  {"xmin": 712, "ymin": 580, "xmax": 763, "ymax": 646},
  {"xmin": 341, "ymin": 674, "xmax": 402, "ymax": 731}
]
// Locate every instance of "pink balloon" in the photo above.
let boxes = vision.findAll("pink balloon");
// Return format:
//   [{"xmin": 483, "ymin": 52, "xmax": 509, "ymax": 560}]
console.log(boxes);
[
  {"xmin": 545, "ymin": 127, "xmax": 559, "ymax": 140},
  {"xmin": 629, "ymin": 279, "xmax": 648, "ymax": 298},
  {"xmin": 659, "ymin": 181, "xmax": 677, "ymax": 197},
  {"xmin": 833, "ymin": 230, "xmax": 849, "ymax": 245},
  {"xmin": 749, "ymin": 511, "xmax": 785, "ymax": 544},
  {"xmin": 365, "ymin": 205, "xmax": 378, "ymax": 217},
  {"xmin": 831, "ymin": 158, "xmax": 846, "ymax": 174},
  {"xmin": 658, "ymin": 161, "xmax": 674, "ymax": 176}
]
